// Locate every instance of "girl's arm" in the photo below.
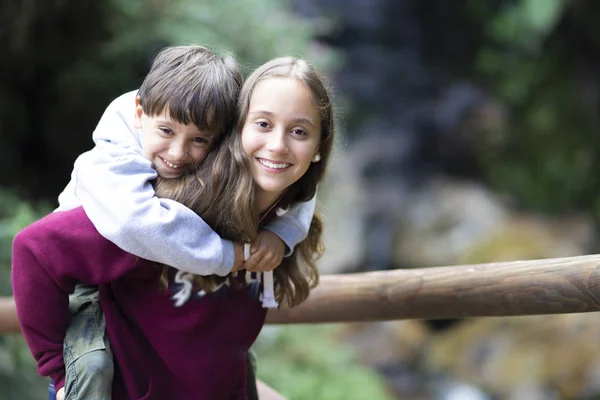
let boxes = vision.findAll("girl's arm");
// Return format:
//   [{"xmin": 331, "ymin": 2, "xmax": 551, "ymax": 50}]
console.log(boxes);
[{"xmin": 11, "ymin": 208, "xmax": 137, "ymax": 391}]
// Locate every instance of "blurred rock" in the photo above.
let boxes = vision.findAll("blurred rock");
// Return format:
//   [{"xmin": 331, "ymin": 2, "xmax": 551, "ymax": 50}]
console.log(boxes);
[
  {"xmin": 336, "ymin": 320, "xmax": 429, "ymax": 398},
  {"xmin": 392, "ymin": 177, "xmax": 596, "ymax": 268},
  {"xmin": 459, "ymin": 213, "xmax": 596, "ymax": 264},
  {"xmin": 392, "ymin": 177, "xmax": 508, "ymax": 268},
  {"xmin": 317, "ymin": 146, "xmax": 369, "ymax": 274},
  {"xmin": 426, "ymin": 314, "xmax": 600, "ymax": 399}
]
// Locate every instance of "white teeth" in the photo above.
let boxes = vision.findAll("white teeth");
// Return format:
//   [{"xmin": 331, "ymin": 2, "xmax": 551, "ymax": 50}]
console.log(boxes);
[
  {"xmin": 258, "ymin": 159, "xmax": 290, "ymax": 169},
  {"xmin": 162, "ymin": 158, "xmax": 182, "ymax": 168}
]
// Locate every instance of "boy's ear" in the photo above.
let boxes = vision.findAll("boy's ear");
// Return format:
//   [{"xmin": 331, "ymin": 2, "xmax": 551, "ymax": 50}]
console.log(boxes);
[{"xmin": 133, "ymin": 97, "xmax": 143, "ymax": 129}]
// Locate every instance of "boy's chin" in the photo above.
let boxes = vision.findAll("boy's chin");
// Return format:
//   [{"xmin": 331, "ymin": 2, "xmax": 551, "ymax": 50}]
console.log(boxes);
[{"xmin": 156, "ymin": 171, "xmax": 186, "ymax": 180}]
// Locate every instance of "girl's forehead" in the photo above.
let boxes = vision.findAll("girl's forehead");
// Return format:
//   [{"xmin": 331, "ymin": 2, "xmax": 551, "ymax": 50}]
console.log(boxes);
[{"xmin": 248, "ymin": 77, "xmax": 319, "ymax": 123}]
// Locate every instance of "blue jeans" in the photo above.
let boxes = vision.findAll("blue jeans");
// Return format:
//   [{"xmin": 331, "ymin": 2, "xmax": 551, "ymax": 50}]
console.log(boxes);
[{"xmin": 48, "ymin": 380, "xmax": 56, "ymax": 400}]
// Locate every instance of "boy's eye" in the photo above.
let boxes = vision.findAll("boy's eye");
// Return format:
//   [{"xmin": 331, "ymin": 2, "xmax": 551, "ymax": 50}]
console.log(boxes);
[
  {"xmin": 193, "ymin": 137, "xmax": 209, "ymax": 144},
  {"xmin": 159, "ymin": 127, "xmax": 174, "ymax": 135}
]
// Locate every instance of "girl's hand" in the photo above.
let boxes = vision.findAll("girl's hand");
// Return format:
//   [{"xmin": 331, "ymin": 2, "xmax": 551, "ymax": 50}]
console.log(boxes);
[{"xmin": 243, "ymin": 230, "xmax": 285, "ymax": 272}]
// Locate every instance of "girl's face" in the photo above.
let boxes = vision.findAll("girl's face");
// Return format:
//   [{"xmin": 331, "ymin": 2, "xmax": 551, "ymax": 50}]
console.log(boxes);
[
  {"xmin": 135, "ymin": 101, "xmax": 214, "ymax": 179},
  {"xmin": 242, "ymin": 77, "xmax": 321, "ymax": 208}
]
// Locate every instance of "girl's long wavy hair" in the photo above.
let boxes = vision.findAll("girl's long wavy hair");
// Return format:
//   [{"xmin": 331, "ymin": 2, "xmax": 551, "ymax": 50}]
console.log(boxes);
[{"xmin": 155, "ymin": 57, "xmax": 335, "ymax": 307}]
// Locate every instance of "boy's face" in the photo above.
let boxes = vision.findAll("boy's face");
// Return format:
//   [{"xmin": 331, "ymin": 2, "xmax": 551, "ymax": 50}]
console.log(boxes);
[{"xmin": 134, "ymin": 101, "xmax": 214, "ymax": 179}]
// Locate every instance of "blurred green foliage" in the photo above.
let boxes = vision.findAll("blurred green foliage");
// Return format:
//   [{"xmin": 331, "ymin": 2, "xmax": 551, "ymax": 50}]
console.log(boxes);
[
  {"xmin": 472, "ymin": 0, "xmax": 600, "ymax": 214},
  {"xmin": 0, "ymin": 190, "xmax": 51, "ymax": 397},
  {"xmin": 254, "ymin": 326, "xmax": 392, "ymax": 400}
]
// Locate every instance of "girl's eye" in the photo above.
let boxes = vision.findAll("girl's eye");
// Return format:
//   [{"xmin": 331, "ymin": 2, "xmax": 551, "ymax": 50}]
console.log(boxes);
[
  {"xmin": 256, "ymin": 121, "xmax": 270, "ymax": 129},
  {"xmin": 193, "ymin": 137, "xmax": 209, "ymax": 144},
  {"xmin": 291, "ymin": 128, "xmax": 308, "ymax": 137}
]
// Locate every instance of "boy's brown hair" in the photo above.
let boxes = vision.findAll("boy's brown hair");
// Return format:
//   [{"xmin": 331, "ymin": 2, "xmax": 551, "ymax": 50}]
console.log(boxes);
[{"xmin": 137, "ymin": 45, "xmax": 242, "ymax": 139}]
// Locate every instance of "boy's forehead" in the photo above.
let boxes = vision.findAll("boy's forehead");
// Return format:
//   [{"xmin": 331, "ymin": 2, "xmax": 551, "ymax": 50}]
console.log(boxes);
[{"xmin": 148, "ymin": 107, "xmax": 216, "ymax": 134}]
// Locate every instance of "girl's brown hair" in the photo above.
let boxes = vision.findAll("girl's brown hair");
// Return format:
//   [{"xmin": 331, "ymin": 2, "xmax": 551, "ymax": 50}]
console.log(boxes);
[{"xmin": 155, "ymin": 57, "xmax": 335, "ymax": 307}]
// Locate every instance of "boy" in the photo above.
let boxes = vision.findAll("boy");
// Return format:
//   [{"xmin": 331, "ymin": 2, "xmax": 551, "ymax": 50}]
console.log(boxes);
[{"xmin": 54, "ymin": 45, "xmax": 313, "ymax": 399}]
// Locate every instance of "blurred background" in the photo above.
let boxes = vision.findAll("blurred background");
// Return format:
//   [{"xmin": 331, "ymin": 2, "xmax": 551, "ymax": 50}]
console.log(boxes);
[{"xmin": 2, "ymin": 0, "xmax": 600, "ymax": 398}]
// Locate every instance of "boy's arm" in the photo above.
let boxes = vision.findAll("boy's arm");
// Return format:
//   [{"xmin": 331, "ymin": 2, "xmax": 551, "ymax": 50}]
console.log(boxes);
[
  {"xmin": 67, "ymin": 141, "xmax": 236, "ymax": 276},
  {"xmin": 263, "ymin": 195, "xmax": 317, "ymax": 256},
  {"xmin": 58, "ymin": 90, "xmax": 236, "ymax": 276},
  {"xmin": 11, "ymin": 208, "xmax": 137, "ymax": 391}
]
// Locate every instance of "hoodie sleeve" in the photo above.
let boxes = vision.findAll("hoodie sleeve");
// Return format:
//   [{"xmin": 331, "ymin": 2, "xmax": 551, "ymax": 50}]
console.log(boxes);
[
  {"xmin": 11, "ymin": 208, "xmax": 138, "ymax": 390},
  {"xmin": 264, "ymin": 194, "xmax": 317, "ymax": 256},
  {"xmin": 57, "ymin": 91, "xmax": 234, "ymax": 276}
]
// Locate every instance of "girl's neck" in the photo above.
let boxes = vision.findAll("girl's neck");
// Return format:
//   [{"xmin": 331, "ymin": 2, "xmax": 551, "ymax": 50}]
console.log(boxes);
[{"xmin": 257, "ymin": 189, "xmax": 285, "ymax": 216}]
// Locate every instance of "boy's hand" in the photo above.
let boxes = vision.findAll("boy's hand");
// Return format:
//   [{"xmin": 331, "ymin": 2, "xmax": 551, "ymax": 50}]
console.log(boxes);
[
  {"xmin": 243, "ymin": 230, "xmax": 285, "ymax": 272},
  {"xmin": 231, "ymin": 242, "xmax": 245, "ymax": 272},
  {"xmin": 56, "ymin": 387, "xmax": 65, "ymax": 400}
]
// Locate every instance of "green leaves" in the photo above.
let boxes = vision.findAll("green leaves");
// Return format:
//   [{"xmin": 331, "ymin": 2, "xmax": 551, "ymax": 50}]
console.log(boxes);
[{"xmin": 488, "ymin": 0, "xmax": 567, "ymax": 51}]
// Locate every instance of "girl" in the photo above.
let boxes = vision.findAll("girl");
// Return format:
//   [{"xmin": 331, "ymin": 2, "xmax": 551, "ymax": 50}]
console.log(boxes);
[{"xmin": 12, "ymin": 56, "xmax": 334, "ymax": 400}]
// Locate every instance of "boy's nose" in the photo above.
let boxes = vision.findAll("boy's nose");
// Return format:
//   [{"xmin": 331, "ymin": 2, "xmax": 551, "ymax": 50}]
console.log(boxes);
[{"xmin": 168, "ymin": 144, "xmax": 187, "ymax": 160}]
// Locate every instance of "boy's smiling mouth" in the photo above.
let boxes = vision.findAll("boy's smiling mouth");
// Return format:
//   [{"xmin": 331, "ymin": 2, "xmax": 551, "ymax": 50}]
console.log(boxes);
[{"xmin": 159, "ymin": 156, "xmax": 184, "ymax": 169}]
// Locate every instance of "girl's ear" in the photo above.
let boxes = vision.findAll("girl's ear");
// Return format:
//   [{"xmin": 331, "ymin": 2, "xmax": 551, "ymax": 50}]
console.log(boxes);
[
  {"xmin": 133, "ymin": 97, "xmax": 143, "ymax": 129},
  {"xmin": 312, "ymin": 146, "xmax": 321, "ymax": 163}
]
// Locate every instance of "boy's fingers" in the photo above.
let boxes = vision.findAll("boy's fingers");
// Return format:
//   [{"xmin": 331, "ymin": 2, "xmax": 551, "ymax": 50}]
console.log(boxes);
[
  {"xmin": 250, "ymin": 235, "xmax": 264, "ymax": 254},
  {"xmin": 244, "ymin": 247, "xmax": 267, "ymax": 271}
]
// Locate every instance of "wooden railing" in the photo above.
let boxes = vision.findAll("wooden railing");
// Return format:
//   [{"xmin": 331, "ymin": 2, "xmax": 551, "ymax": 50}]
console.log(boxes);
[
  {"xmin": 267, "ymin": 254, "xmax": 600, "ymax": 324},
  {"xmin": 3, "ymin": 255, "xmax": 599, "ymax": 333}
]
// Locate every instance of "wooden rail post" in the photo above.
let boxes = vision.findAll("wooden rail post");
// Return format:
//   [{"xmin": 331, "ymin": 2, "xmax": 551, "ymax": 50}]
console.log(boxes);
[
  {"xmin": 267, "ymin": 254, "xmax": 600, "ymax": 324},
  {"xmin": 0, "ymin": 297, "xmax": 20, "ymax": 333}
]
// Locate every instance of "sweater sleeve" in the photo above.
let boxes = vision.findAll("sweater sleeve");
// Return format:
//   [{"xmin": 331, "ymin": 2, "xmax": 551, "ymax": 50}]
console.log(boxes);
[
  {"xmin": 263, "ymin": 194, "xmax": 317, "ymax": 256},
  {"xmin": 11, "ymin": 208, "xmax": 138, "ymax": 390}
]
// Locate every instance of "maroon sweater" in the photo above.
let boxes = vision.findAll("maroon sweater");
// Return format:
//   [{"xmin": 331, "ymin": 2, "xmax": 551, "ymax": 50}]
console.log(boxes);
[{"xmin": 11, "ymin": 207, "xmax": 267, "ymax": 399}]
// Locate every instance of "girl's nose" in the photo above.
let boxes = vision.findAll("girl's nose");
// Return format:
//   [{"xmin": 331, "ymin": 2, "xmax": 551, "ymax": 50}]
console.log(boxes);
[{"xmin": 266, "ymin": 130, "xmax": 289, "ymax": 153}]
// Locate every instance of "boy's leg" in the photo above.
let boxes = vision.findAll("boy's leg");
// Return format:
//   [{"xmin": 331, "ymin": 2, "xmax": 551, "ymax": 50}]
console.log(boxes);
[{"xmin": 63, "ymin": 284, "xmax": 114, "ymax": 400}]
